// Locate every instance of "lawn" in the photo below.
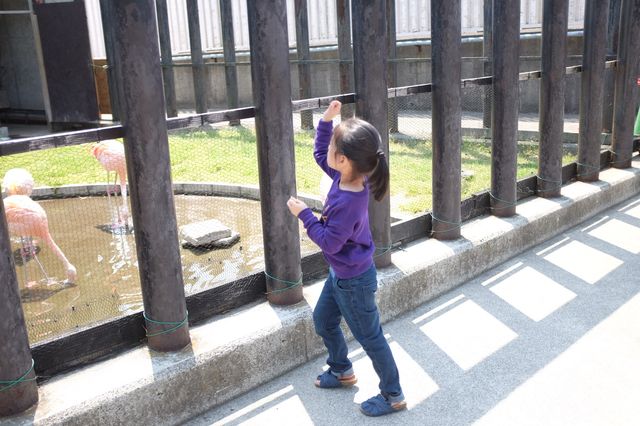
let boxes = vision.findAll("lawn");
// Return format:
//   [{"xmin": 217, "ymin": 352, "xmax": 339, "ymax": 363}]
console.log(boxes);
[{"xmin": 0, "ymin": 125, "xmax": 576, "ymax": 214}]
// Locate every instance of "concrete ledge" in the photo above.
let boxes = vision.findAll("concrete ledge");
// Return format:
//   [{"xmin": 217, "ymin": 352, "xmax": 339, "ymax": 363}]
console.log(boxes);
[
  {"xmin": 30, "ymin": 182, "xmax": 324, "ymax": 212},
  {"xmin": 6, "ymin": 159, "xmax": 640, "ymax": 425}
]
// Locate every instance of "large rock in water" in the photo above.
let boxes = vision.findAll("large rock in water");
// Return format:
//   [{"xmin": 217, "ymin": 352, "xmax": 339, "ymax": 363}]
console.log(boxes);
[{"xmin": 180, "ymin": 219, "xmax": 235, "ymax": 247}]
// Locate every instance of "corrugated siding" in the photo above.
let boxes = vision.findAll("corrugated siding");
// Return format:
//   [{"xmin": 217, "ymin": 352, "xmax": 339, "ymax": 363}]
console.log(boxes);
[{"xmin": 85, "ymin": 0, "xmax": 586, "ymax": 59}]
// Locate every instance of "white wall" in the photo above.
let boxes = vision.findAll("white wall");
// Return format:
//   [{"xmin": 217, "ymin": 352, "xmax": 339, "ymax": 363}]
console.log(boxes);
[{"xmin": 85, "ymin": 0, "xmax": 586, "ymax": 59}]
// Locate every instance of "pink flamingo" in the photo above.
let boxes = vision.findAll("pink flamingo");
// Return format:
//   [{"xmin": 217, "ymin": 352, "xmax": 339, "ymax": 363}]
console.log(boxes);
[
  {"xmin": 2, "ymin": 168, "xmax": 35, "ymax": 197},
  {"xmin": 3, "ymin": 195, "xmax": 77, "ymax": 285},
  {"xmin": 90, "ymin": 140, "xmax": 130, "ymax": 228},
  {"xmin": 3, "ymin": 168, "xmax": 39, "ymax": 281}
]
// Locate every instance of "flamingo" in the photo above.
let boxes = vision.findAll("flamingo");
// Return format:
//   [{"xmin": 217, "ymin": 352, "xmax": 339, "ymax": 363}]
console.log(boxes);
[
  {"xmin": 2, "ymin": 168, "xmax": 39, "ymax": 278},
  {"xmin": 3, "ymin": 195, "xmax": 77, "ymax": 285},
  {"xmin": 2, "ymin": 168, "xmax": 35, "ymax": 196},
  {"xmin": 90, "ymin": 140, "xmax": 130, "ymax": 229}
]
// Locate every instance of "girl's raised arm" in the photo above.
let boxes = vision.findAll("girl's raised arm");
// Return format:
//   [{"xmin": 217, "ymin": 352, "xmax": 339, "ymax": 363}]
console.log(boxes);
[{"xmin": 313, "ymin": 101, "xmax": 342, "ymax": 178}]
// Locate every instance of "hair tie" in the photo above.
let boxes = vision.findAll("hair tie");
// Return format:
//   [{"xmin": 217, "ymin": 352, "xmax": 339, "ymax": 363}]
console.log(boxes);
[{"xmin": 376, "ymin": 150, "xmax": 385, "ymax": 159}]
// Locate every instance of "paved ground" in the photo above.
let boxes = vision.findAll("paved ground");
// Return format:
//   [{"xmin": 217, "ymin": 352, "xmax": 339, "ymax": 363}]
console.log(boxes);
[{"xmin": 184, "ymin": 193, "xmax": 640, "ymax": 426}]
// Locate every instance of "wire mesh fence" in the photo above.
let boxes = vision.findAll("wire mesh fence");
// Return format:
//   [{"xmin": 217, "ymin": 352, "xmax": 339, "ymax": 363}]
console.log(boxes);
[
  {"xmin": 0, "ymin": 52, "xmax": 619, "ymax": 347},
  {"xmin": 0, "ymin": 142, "xmax": 139, "ymax": 344}
]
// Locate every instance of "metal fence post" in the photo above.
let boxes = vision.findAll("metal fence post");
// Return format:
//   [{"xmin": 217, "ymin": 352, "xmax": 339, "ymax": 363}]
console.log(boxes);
[
  {"xmin": 603, "ymin": 0, "xmax": 622, "ymax": 133},
  {"xmin": 110, "ymin": 0, "xmax": 190, "ymax": 351},
  {"xmin": 431, "ymin": 0, "xmax": 462, "ymax": 240},
  {"xmin": 156, "ymin": 0, "xmax": 178, "ymax": 118},
  {"xmin": 247, "ymin": 0, "xmax": 303, "ymax": 304},
  {"xmin": 578, "ymin": 0, "xmax": 610, "ymax": 182},
  {"xmin": 538, "ymin": 0, "xmax": 569, "ymax": 198},
  {"xmin": 0, "ymin": 202, "xmax": 38, "ymax": 416},
  {"xmin": 219, "ymin": 0, "xmax": 240, "ymax": 125},
  {"xmin": 337, "ymin": 0, "xmax": 354, "ymax": 120},
  {"xmin": 387, "ymin": 0, "xmax": 399, "ymax": 133},
  {"xmin": 99, "ymin": 0, "xmax": 120, "ymax": 121},
  {"xmin": 352, "ymin": 0, "xmax": 391, "ymax": 266},
  {"xmin": 491, "ymin": 0, "xmax": 520, "ymax": 217},
  {"xmin": 187, "ymin": 0, "xmax": 208, "ymax": 113},
  {"xmin": 295, "ymin": 0, "xmax": 314, "ymax": 130},
  {"xmin": 483, "ymin": 0, "xmax": 493, "ymax": 129},
  {"xmin": 611, "ymin": 0, "xmax": 640, "ymax": 168}
]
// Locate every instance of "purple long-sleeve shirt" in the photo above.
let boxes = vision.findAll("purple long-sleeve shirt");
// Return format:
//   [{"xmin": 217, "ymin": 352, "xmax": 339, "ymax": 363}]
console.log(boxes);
[{"xmin": 297, "ymin": 119, "xmax": 374, "ymax": 279}]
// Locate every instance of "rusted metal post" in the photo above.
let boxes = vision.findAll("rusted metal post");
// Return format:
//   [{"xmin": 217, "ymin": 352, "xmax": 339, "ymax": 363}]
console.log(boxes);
[
  {"xmin": 156, "ymin": 0, "xmax": 178, "ymax": 118},
  {"xmin": 482, "ymin": 0, "xmax": 493, "ymax": 129},
  {"xmin": 538, "ymin": 0, "xmax": 569, "ymax": 198},
  {"xmin": 99, "ymin": 0, "xmax": 120, "ymax": 121},
  {"xmin": 431, "ymin": 0, "xmax": 462, "ymax": 239},
  {"xmin": 295, "ymin": 0, "xmax": 314, "ymax": 130},
  {"xmin": 110, "ymin": 0, "xmax": 190, "ymax": 351},
  {"xmin": 219, "ymin": 0, "xmax": 240, "ymax": 125},
  {"xmin": 490, "ymin": 0, "xmax": 520, "ymax": 217},
  {"xmin": 187, "ymin": 0, "xmax": 208, "ymax": 113},
  {"xmin": 387, "ymin": 0, "xmax": 399, "ymax": 133},
  {"xmin": 0, "ymin": 203, "xmax": 38, "ymax": 416},
  {"xmin": 603, "ymin": 0, "xmax": 622, "ymax": 132},
  {"xmin": 611, "ymin": 0, "xmax": 640, "ymax": 168},
  {"xmin": 578, "ymin": 0, "xmax": 610, "ymax": 182},
  {"xmin": 352, "ymin": 0, "xmax": 391, "ymax": 266},
  {"xmin": 247, "ymin": 0, "xmax": 303, "ymax": 304},
  {"xmin": 336, "ymin": 0, "xmax": 354, "ymax": 120}
]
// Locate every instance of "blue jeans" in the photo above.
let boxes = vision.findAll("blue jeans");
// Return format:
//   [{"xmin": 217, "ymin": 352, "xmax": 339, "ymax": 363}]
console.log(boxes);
[{"xmin": 313, "ymin": 265, "xmax": 403, "ymax": 397}]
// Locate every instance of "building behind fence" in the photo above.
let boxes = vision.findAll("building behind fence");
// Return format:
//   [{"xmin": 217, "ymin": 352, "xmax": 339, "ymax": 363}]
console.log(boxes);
[{"xmin": 84, "ymin": 0, "xmax": 587, "ymax": 58}]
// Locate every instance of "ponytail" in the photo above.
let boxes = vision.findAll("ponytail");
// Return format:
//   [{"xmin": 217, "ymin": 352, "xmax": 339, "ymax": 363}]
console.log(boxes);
[
  {"xmin": 369, "ymin": 151, "xmax": 389, "ymax": 201},
  {"xmin": 334, "ymin": 118, "xmax": 390, "ymax": 201}
]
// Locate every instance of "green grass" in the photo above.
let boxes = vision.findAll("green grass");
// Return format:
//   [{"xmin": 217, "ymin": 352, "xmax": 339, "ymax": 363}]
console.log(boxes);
[{"xmin": 0, "ymin": 126, "xmax": 576, "ymax": 214}]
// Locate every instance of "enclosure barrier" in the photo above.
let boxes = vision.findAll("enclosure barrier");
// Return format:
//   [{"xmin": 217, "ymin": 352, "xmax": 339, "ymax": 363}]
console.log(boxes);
[
  {"xmin": 156, "ymin": 0, "xmax": 178, "ymax": 118},
  {"xmin": 490, "ymin": 1, "xmax": 520, "ymax": 217},
  {"xmin": 0, "ymin": 200, "xmax": 38, "ymax": 416},
  {"xmin": 611, "ymin": 0, "xmax": 640, "ymax": 168},
  {"xmin": 352, "ymin": 0, "xmax": 392, "ymax": 267},
  {"xmin": 187, "ymin": 0, "xmax": 208, "ymax": 114},
  {"xmin": 577, "ymin": 0, "xmax": 610, "ymax": 182},
  {"xmin": 219, "ymin": 0, "xmax": 240, "ymax": 125},
  {"xmin": 1, "ymin": 0, "xmax": 638, "ymax": 417},
  {"xmin": 431, "ymin": 0, "xmax": 462, "ymax": 239},
  {"xmin": 247, "ymin": 0, "xmax": 303, "ymax": 305},
  {"xmin": 538, "ymin": 0, "xmax": 569, "ymax": 198},
  {"xmin": 109, "ymin": 0, "xmax": 191, "ymax": 352},
  {"xmin": 295, "ymin": 0, "xmax": 314, "ymax": 130}
]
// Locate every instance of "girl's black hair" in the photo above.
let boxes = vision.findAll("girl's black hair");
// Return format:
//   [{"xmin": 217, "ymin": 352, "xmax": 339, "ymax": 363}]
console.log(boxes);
[{"xmin": 333, "ymin": 118, "xmax": 389, "ymax": 201}]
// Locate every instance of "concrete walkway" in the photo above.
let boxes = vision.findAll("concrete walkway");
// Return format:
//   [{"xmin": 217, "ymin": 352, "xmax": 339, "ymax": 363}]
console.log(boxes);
[{"xmin": 185, "ymin": 194, "xmax": 640, "ymax": 426}]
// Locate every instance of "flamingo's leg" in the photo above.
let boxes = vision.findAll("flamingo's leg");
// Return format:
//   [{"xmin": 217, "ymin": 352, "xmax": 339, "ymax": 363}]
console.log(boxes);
[
  {"xmin": 19, "ymin": 237, "xmax": 30, "ymax": 284},
  {"xmin": 113, "ymin": 172, "xmax": 123, "ymax": 225},
  {"xmin": 32, "ymin": 252, "xmax": 51, "ymax": 284}
]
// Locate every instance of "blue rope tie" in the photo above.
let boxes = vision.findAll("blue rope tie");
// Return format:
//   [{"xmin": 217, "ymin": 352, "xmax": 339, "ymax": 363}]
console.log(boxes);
[
  {"xmin": 143, "ymin": 311, "xmax": 189, "ymax": 338},
  {"xmin": 0, "ymin": 359, "xmax": 36, "ymax": 392},
  {"xmin": 264, "ymin": 271, "xmax": 303, "ymax": 294}
]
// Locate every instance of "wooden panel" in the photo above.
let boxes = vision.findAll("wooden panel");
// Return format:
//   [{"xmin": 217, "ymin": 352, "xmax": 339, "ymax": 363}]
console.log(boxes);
[{"xmin": 33, "ymin": 0, "xmax": 99, "ymax": 127}]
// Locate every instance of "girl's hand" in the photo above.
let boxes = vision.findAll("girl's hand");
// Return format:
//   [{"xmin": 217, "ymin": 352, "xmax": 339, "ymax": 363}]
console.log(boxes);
[
  {"xmin": 287, "ymin": 196, "xmax": 308, "ymax": 217},
  {"xmin": 322, "ymin": 100, "xmax": 342, "ymax": 122}
]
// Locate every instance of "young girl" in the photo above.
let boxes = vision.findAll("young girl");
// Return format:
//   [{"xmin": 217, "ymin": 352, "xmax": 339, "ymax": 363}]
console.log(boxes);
[{"xmin": 287, "ymin": 101, "xmax": 406, "ymax": 417}]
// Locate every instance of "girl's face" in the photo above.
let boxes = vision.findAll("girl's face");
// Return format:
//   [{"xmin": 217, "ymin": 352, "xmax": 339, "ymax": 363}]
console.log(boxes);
[{"xmin": 327, "ymin": 136, "xmax": 339, "ymax": 170}]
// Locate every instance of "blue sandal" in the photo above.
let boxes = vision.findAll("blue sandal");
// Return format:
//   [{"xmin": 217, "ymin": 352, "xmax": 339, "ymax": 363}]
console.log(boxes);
[
  {"xmin": 360, "ymin": 394, "xmax": 407, "ymax": 417},
  {"xmin": 314, "ymin": 370, "xmax": 358, "ymax": 388}
]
